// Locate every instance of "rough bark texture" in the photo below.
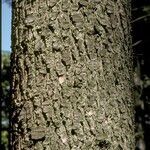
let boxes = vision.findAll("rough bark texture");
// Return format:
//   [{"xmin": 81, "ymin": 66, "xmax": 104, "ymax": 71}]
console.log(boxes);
[{"xmin": 11, "ymin": 0, "xmax": 135, "ymax": 149}]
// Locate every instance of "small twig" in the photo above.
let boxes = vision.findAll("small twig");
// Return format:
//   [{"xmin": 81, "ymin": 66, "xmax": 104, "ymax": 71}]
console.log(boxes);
[
  {"xmin": 132, "ymin": 40, "xmax": 142, "ymax": 47},
  {"xmin": 131, "ymin": 14, "xmax": 150, "ymax": 23}
]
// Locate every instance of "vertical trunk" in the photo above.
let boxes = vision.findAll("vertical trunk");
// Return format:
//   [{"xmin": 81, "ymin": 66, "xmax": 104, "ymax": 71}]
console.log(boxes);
[{"xmin": 11, "ymin": 0, "xmax": 135, "ymax": 149}]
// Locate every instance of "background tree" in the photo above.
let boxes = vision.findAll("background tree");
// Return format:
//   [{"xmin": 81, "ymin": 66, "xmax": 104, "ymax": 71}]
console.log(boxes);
[{"xmin": 10, "ymin": 0, "xmax": 135, "ymax": 149}]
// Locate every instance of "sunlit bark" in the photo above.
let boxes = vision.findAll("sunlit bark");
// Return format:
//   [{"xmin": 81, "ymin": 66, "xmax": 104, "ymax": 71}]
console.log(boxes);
[{"xmin": 11, "ymin": 0, "xmax": 135, "ymax": 149}]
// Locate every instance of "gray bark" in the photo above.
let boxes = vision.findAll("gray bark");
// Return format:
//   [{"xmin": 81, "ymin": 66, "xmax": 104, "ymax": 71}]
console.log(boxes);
[{"xmin": 11, "ymin": 0, "xmax": 135, "ymax": 149}]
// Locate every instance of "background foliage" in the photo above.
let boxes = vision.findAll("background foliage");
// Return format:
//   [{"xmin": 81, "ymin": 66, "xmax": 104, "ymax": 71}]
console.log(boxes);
[{"xmin": 1, "ymin": 51, "xmax": 10, "ymax": 150}]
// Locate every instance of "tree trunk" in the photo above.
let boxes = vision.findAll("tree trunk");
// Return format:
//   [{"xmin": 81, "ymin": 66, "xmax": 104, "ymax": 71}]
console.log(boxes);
[{"xmin": 11, "ymin": 0, "xmax": 135, "ymax": 149}]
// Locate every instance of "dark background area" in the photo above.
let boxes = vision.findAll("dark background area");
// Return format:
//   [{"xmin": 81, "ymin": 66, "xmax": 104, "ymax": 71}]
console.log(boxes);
[
  {"xmin": 1, "ymin": 0, "xmax": 150, "ymax": 149},
  {"xmin": 132, "ymin": 0, "xmax": 150, "ymax": 149}
]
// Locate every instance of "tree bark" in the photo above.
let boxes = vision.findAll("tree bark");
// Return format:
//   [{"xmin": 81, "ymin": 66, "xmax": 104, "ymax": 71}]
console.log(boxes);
[{"xmin": 11, "ymin": 0, "xmax": 135, "ymax": 149}]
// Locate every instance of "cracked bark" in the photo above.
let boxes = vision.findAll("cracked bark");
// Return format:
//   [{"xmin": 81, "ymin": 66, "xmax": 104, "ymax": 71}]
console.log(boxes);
[{"xmin": 11, "ymin": 0, "xmax": 135, "ymax": 149}]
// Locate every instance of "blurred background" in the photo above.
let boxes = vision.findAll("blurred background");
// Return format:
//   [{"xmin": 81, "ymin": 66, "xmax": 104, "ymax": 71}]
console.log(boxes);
[
  {"xmin": 132, "ymin": 0, "xmax": 150, "ymax": 149},
  {"xmin": 1, "ymin": 0, "xmax": 150, "ymax": 149}
]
